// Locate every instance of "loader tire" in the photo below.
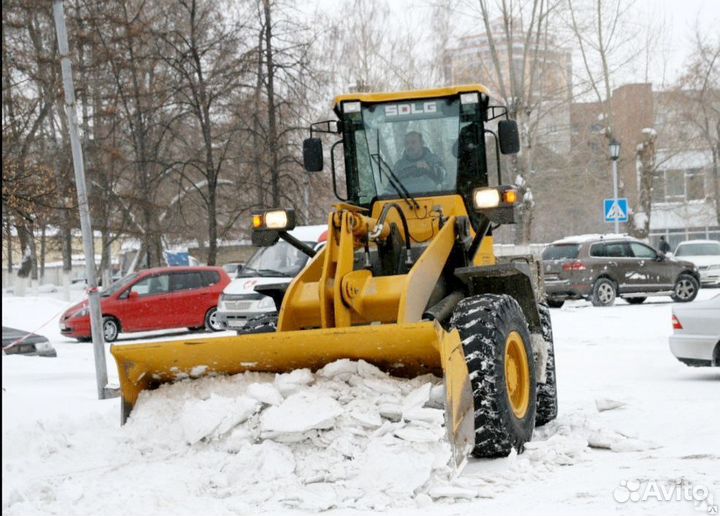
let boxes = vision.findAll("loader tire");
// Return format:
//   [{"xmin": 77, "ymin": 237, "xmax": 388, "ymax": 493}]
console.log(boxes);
[
  {"xmin": 535, "ymin": 303, "xmax": 558, "ymax": 427},
  {"xmin": 237, "ymin": 313, "xmax": 277, "ymax": 335},
  {"xmin": 450, "ymin": 294, "xmax": 536, "ymax": 458}
]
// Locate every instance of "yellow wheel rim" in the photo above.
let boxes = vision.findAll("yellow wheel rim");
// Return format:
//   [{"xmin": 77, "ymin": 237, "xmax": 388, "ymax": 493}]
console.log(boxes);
[{"xmin": 505, "ymin": 330, "xmax": 530, "ymax": 419}]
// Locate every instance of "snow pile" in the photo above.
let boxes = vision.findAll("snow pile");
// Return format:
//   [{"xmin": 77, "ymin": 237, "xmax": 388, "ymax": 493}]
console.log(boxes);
[{"xmin": 120, "ymin": 360, "xmax": 457, "ymax": 511}]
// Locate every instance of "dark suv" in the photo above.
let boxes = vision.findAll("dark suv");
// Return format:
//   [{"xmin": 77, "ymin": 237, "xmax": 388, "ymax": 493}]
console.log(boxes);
[{"xmin": 542, "ymin": 235, "xmax": 700, "ymax": 307}]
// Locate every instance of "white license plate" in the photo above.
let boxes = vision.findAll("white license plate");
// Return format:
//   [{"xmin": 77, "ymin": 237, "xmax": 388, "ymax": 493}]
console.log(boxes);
[{"xmin": 227, "ymin": 320, "xmax": 247, "ymax": 329}]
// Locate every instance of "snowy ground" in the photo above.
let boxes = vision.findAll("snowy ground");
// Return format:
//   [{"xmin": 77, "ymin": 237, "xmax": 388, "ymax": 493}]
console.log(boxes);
[{"xmin": 2, "ymin": 287, "xmax": 719, "ymax": 515}]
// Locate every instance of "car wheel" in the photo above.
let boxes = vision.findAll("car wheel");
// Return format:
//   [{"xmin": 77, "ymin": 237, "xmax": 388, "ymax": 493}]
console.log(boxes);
[
  {"xmin": 624, "ymin": 297, "xmax": 646, "ymax": 305},
  {"xmin": 546, "ymin": 298, "xmax": 565, "ymax": 309},
  {"xmin": 76, "ymin": 337, "xmax": 92, "ymax": 343},
  {"xmin": 591, "ymin": 278, "xmax": 616, "ymax": 307},
  {"xmin": 205, "ymin": 307, "xmax": 224, "ymax": 332},
  {"xmin": 103, "ymin": 317, "xmax": 120, "ymax": 342},
  {"xmin": 671, "ymin": 274, "xmax": 699, "ymax": 303}
]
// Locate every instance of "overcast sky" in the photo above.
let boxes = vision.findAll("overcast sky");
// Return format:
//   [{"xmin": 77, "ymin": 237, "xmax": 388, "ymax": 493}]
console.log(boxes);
[{"xmin": 299, "ymin": 0, "xmax": 719, "ymax": 91}]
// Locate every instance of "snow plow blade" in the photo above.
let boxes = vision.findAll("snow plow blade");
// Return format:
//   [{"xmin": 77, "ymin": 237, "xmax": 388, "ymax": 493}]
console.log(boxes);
[{"xmin": 111, "ymin": 321, "xmax": 474, "ymax": 467}]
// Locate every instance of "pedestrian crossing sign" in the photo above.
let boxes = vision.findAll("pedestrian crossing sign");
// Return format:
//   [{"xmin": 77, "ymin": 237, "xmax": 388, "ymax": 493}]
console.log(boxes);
[{"xmin": 604, "ymin": 198, "xmax": 629, "ymax": 223}]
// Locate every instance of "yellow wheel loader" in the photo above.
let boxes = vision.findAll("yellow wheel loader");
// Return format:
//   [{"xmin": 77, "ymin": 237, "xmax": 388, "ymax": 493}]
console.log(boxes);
[{"xmin": 111, "ymin": 84, "xmax": 558, "ymax": 465}]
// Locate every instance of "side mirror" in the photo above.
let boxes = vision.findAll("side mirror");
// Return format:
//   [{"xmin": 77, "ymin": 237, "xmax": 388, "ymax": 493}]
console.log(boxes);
[
  {"xmin": 498, "ymin": 120, "xmax": 520, "ymax": 155},
  {"xmin": 303, "ymin": 138, "xmax": 323, "ymax": 172}
]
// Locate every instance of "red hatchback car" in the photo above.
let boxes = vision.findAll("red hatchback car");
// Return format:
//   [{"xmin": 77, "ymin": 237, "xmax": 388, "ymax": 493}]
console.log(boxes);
[{"xmin": 60, "ymin": 266, "xmax": 231, "ymax": 342}]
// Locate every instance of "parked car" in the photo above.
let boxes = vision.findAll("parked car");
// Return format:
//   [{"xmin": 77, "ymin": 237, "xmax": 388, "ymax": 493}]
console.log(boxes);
[
  {"xmin": 673, "ymin": 240, "xmax": 720, "ymax": 287},
  {"xmin": 59, "ymin": 266, "xmax": 231, "ymax": 342},
  {"xmin": 542, "ymin": 234, "xmax": 700, "ymax": 307},
  {"xmin": 222, "ymin": 262, "xmax": 244, "ymax": 276},
  {"xmin": 216, "ymin": 226, "xmax": 327, "ymax": 331},
  {"xmin": 669, "ymin": 294, "xmax": 720, "ymax": 367},
  {"xmin": 2, "ymin": 327, "xmax": 57, "ymax": 357}
]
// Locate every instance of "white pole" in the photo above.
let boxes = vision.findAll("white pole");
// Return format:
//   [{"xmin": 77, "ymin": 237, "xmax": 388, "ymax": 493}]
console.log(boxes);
[
  {"xmin": 612, "ymin": 159, "xmax": 619, "ymax": 234},
  {"xmin": 52, "ymin": 0, "xmax": 111, "ymax": 400}
]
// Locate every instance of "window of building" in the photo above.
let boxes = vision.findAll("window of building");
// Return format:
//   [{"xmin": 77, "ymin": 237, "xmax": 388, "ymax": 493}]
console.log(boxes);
[
  {"xmin": 665, "ymin": 169, "xmax": 684, "ymax": 200},
  {"xmin": 656, "ymin": 168, "xmax": 706, "ymax": 202},
  {"xmin": 652, "ymin": 171, "xmax": 665, "ymax": 203},
  {"xmin": 686, "ymin": 170, "xmax": 705, "ymax": 201}
]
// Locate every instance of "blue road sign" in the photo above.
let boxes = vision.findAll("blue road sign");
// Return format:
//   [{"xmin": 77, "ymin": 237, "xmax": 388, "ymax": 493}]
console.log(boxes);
[
  {"xmin": 604, "ymin": 198, "xmax": 629, "ymax": 223},
  {"xmin": 165, "ymin": 251, "xmax": 190, "ymax": 266}
]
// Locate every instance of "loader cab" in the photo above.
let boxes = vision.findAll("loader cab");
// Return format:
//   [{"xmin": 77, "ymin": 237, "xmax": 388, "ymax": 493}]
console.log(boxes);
[{"xmin": 303, "ymin": 85, "xmax": 519, "ymax": 226}]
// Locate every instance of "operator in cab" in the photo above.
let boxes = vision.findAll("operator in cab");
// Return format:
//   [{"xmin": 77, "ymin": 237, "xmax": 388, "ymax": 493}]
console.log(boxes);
[{"xmin": 392, "ymin": 131, "xmax": 447, "ymax": 192}]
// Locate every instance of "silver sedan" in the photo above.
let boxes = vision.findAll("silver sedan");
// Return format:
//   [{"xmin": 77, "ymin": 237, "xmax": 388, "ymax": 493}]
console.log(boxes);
[{"xmin": 669, "ymin": 294, "xmax": 720, "ymax": 367}]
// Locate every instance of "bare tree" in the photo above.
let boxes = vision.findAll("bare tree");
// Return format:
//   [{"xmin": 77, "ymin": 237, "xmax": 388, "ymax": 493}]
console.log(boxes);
[{"xmin": 675, "ymin": 32, "xmax": 720, "ymax": 224}]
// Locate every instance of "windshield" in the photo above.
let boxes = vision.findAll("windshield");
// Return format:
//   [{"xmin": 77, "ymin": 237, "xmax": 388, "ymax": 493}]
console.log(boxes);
[
  {"xmin": 542, "ymin": 244, "xmax": 581, "ymax": 260},
  {"xmin": 346, "ymin": 98, "xmax": 484, "ymax": 205},
  {"xmin": 239, "ymin": 241, "xmax": 312, "ymax": 277},
  {"xmin": 675, "ymin": 242, "xmax": 720, "ymax": 256},
  {"xmin": 101, "ymin": 272, "xmax": 139, "ymax": 297}
]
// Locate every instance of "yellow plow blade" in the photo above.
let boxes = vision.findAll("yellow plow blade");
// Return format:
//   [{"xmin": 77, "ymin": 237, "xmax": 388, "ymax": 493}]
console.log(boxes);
[{"xmin": 111, "ymin": 321, "xmax": 474, "ymax": 467}]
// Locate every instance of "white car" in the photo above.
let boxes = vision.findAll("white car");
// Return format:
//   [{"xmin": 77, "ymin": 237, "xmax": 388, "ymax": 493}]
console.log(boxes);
[
  {"xmin": 669, "ymin": 294, "xmax": 720, "ymax": 367},
  {"xmin": 673, "ymin": 240, "xmax": 720, "ymax": 286},
  {"xmin": 216, "ymin": 225, "xmax": 327, "ymax": 331}
]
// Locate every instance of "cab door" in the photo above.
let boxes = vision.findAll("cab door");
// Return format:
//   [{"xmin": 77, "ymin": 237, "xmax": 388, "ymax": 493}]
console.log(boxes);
[
  {"xmin": 169, "ymin": 271, "xmax": 206, "ymax": 328},
  {"xmin": 628, "ymin": 242, "xmax": 674, "ymax": 290},
  {"xmin": 120, "ymin": 273, "xmax": 172, "ymax": 331},
  {"xmin": 601, "ymin": 241, "xmax": 638, "ymax": 293}
]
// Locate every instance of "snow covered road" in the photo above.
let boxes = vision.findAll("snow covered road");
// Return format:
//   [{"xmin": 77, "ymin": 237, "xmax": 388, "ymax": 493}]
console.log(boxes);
[{"xmin": 2, "ymin": 288, "xmax": 719, "ymax": 515}]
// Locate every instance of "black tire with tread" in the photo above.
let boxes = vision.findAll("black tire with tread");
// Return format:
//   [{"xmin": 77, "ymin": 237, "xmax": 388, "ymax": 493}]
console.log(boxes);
[
  {"xmin": 624, "ymin": 297, "xmax": 646, "ymax": 305},
  {"xmin": 546, "ymin": 298, "xmax": 565, "ymax": 309},
  {"xmin": 535, "ymin": 303, "xmax": 558, "ymax": 427},
  {"xmin": 449, "ymin": 294, "xmax": 536, "ymax": 458},
  {"xmin": 204, "ymin": 307, "xmax": 223, "ymax": 332},
  {"xmin": 102, "ymin": 316, "xmax": 120, "ymax": 342},
  {"xmin": 591, "ymin": 278, "xmax": 617, "ymax": 306},
  {"xmin": 671, "ymin": 273, "xmax": 700, "ymax": 303}
]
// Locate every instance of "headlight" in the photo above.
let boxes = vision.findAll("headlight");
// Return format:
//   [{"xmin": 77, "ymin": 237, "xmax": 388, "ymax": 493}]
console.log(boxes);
[
  {"xmin": 472, "ymin": 186, "xmax": 519, "ymax": 209},
  {"xmin": 74, "ymin": 308, "xmax": 89, "ymax": 318},
  {"xmin": 251, "ymin": 209, "xmax": 296, "ymax": 231},
  {"xmin": 257, "ymin": 296, "xmax": 276, "ymax": 310},
  {"xmin": 473, "ymin": 188, "xmax": 501, "ymax": 209}
]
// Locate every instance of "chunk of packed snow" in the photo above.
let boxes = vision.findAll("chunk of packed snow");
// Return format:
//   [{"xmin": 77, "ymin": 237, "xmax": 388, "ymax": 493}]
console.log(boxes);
[
  {"xmin": 595, "ymin": 398, "xmax": 627, "ymax": 412},
  {"xmin": 261, "ymin": 391, "xmax": 342, "ymax": 434},
  {"xmin": 274, "ymin": 368, "xmax": 314, "ymax": 396},
  {"xmin": 246, "ymin": 382, "xmax": 283, "ymax": 405}
]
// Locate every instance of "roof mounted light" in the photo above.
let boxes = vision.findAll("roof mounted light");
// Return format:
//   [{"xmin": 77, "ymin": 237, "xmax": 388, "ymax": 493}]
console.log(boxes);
[
  {"xmin": 460, "ymin": 92, "xmax": 479, "ymax": 105},
  {"xmin": 343, "ymin": 101, "xmax": 361, "ymax": 113}
]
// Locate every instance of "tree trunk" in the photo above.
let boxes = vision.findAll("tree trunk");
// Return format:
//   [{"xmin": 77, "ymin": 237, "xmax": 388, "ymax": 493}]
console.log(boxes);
[
  {"xmin": 713, "ymin": 147, "xmax": 720, "ymax": 226},
  {"xmin": 40, "ymin": 224, "xmax": 46, "ymax": 282},
  {"xmin": 263, "ymin": 0, "xmax": 280, "ymax": 207},
  {"xmin": 254, "ymin": 24, "xmax": 264, "ymax": 209},
  {"xmin": 5, "ymin": 217, "xmax": 12, "ymax": 275},
  {"xmin": 629, "ymin": 130, "xmax": 657, "ymax": 239}
]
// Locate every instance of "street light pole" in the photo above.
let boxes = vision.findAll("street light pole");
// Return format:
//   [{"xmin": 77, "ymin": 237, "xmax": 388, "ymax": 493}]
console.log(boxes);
[
  {"xmin": 53, "ymin": 0, "xmax": 112, "ymax": 400},
  {"xmin": 609, "ymin": 138, "xmax": 621, "ymax": 234}
]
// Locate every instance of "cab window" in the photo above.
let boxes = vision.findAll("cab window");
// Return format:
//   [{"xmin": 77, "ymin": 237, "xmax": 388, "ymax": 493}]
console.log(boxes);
[
  {"xmin": 131, "ymin": 274, "xmax": 170, "ymax": 296},
  {"xmin": 604, "ymin": 242, "xmax": 630, "ymax": 258},
  {"xmin": 629, "ymin": 242, "xmax": 657, "ymax": 259},
  {"xmin": 171, "ymin": 272, "xmax": 203, "ymax": 292}
]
